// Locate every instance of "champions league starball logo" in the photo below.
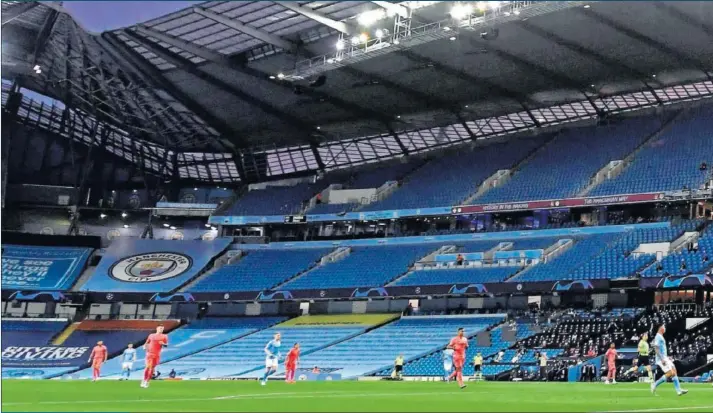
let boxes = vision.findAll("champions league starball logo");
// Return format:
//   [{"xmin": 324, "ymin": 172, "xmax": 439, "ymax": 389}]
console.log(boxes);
[
  {"xmin": 658, "ymin": 274, "xmax": 713, "ymax": 289},
  {"xmin": 551, "ymin": 280, "xmax": 594, "ymax": 291},
  {"xmin": 110, "ymin": 252, "xmax": 192, "ymax": 283},
  {"xmin": 448, "ymin": 284, "xmax": 488, "ymax": 294}
]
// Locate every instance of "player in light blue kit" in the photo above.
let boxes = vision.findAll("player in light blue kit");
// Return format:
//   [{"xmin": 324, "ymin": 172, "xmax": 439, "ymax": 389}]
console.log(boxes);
[
  {"xmin": 651, "ymin": 325, "xmax": 687, "ymax": 396},
  {"xmin": 442, "ymin": 348, "xmax": 454, "ymax": 382},
  {"xmin": 261, "ymin": 332, "xmax": 281, "ymax": 386},
  {"xmin": 120, "ymin": 343, "xmax": 137, "ymax": 380}
]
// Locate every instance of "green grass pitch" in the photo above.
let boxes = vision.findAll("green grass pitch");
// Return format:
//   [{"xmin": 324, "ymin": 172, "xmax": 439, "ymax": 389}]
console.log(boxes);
[{"xmin": 2, "ymin": 380, "xmax": 711, "ymax": 412}]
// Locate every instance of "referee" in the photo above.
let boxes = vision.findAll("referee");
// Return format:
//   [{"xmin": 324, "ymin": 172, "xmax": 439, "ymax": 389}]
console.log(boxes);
[{"xmin": 637, "ymin": 333, "xmax": 654, "ymax": 382}]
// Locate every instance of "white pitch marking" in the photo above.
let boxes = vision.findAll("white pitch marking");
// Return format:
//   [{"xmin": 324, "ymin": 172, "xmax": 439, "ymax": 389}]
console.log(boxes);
[{"xmin": 600, "ymin": 406, "xmax": 713, "ymax": 413}]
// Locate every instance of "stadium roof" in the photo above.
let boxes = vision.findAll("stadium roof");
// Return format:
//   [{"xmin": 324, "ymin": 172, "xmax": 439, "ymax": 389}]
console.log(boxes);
[{"xmin": 2, "ymin": 1, "xmax": 713, "ymax": 183}]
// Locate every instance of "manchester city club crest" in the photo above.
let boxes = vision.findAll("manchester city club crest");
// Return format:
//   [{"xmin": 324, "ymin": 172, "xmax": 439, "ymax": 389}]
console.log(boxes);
[
  {"xmin": 128, "ymin": 194, "xmax": 141, "ymax": 209},
  {"xmin": 180, "ymin": 192, "xmax": 197, "ymax": 203},
  {"xmin": 109, "ymin": 252, "xmax": 192, "ymax": 283}
]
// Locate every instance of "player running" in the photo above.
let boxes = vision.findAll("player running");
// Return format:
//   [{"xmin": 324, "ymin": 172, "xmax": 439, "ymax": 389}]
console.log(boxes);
[
  {"xmin": 604, "ymin": 343, "xmax": 618, "ymax": 384},
  {"xmin": 284, "ymin": 343, "xmax": 300, "ymax": 384},
  {"xmin": 447, "ymin": 327, "xmax": 468, "ymax": 389},
  {"xmin": 141, "ymin": 325, "xmax": 168, "ymax": 388},
  {"xmin": 442, "ymin": 348, "xmax": 454, "ymax": 382},
  {"xmin": 261, "ymin": 332, "xmax": 282, "ymax": 386},
  {"xmin": 651, "ymin": 325, "xmax": 688, "ymax": 396},
  {"xmin": 88, "ymin": 340, "xmax": 107, "ymax": 382},
  {"xmin": 120, "ymin": 343, "xmax": 137, "ymax": 380}
]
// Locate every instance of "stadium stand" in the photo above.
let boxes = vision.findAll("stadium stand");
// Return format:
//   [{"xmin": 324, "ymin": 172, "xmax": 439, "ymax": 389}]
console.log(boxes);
[
  {"xmin": 475, "ymin": 118, "xmax": 662, "ymax": 203},
  {"xmin": 643, "ymin": 224, "xmax": 713, "ymax": 277},
  {"xmin": 155, "ymin": 314, "xmax": 396, "ymax": 379},
  {"xmin": 567, "ymin": 222, "xmax": 699, "ymax": 280},
  {"xmin": 74, "ymin": 317, "xmax": 285, "ymax": 379},
  {"xmin": 1, "ymin": 245, "xmax": 93, "ymax": 290},
  {"xmin": 362, "ymin": 138, "xmax": 545, "ymax": 210},
  {"xmin": 1, "ymin": 319, "xmax": 68, "ymax": 347},
  {"xmin": 508, "ymin": 233, "xmax": 623, "ymax": 282},
  {"xmin": 281, "ymin": 245, "xmax": 436, "ymax": 289},
  {"xmin": 189, "ymin": 248, "xmax": 331, "ymax": 292},
  {"xmin": 217, "ymin": 182, "xmax": 323, "ymax": 216},
  {"xmin": 382, "ymin": 321, "xmax": 538, "ymax": 377},
  {"xmin": 589, "ymin": 107, "xmax": 713, "ymax": 196},
  {"xmin": 295, "ymin": 315, "xmax": 504, "ymax": 378}
]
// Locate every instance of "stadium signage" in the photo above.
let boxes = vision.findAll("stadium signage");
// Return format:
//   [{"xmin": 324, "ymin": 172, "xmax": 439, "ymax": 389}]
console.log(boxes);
[
  {"xmin": 109, "ymin": 252, "xmax": 192, "ymax": 283},
  {"xmin": 1, "ymin": 346, "xmax": 89, "ymax": 365},
  {"xmin": 454, "ymin": 193, "xmax": 665, "ymax": 214}
]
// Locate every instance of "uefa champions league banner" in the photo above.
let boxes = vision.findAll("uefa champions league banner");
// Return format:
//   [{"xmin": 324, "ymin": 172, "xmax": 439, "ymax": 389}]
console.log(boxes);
[
  {"xmin": 75, "ymin": 279, "xmax": 612, "ymax": 303},
  {"xmin": 80, "ymin": 237, "xmax": 232, "ymax": 292},
  {"xmin": 1, "ymin": 345, "xmax": 90, "ymax": 368}
]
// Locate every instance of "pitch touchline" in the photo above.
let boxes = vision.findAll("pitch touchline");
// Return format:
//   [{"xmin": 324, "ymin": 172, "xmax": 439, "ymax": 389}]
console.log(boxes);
[
  {"xmin": 0, "ymin": 387, "xmax": 663, "ymax": 407},
  {"xmin": 1, "ymin": 391, "xmax": 465, "ymax": 406},
  {"xmin": 600, "ymin": 407, "xmax": 713, "ymax": 413}
]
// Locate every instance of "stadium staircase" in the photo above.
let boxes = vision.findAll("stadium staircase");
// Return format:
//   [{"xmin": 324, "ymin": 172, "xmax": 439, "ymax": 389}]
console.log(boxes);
[
  {"xmin": 70, "ymin": 252, "xmax": 101, "ymax": 292},
  {"xmin": 51, "ymin": 322, "xmax": 80, "ymax": 345},
  {"xmin": 578, "ymin": 111, "xmax": 683, "ymax": 197},
  {"xmin": 353, "ymin": 159, "xmax": 434, "ymax": 211},
  {"xmin": 386, "ymin": 245, "xmax": 455, "ymax": 286}
]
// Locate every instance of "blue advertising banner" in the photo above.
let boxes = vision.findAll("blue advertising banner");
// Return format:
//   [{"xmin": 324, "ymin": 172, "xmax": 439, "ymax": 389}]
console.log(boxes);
[
  {"xmin": 210, "ymin": 207, "xmax": 453, "ymax": 225},
  {"xmin": 1, "ymin": 345, "xmax": 90, "ymax": 368},
  {"xmin": 80, "ymin": 238, "xmax": 232, "ymax": 292},
  {"xmin": 1, "ymin": 367, "xmax": 78, "ymax": 379},
  {"xmin": 1, "ymin": 245, "xmax": 92, "ymax": 290}
]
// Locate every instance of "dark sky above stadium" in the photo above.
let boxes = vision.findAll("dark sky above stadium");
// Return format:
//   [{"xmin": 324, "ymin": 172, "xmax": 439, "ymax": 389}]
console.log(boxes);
[{"xmin": 63, "ymin": 1, "xmax": 202, "ymax": 32}]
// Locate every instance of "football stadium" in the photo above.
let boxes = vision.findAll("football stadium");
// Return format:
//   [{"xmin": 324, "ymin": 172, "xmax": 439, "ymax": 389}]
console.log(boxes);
[{"xmin": 1, "ymin": 0, "xmax": 713, "ymax": 411}]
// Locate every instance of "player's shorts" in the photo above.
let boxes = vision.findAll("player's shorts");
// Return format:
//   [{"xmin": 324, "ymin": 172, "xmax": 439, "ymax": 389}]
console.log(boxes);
[
  {"xmin": 453, "ymin": 356, "xmax": 464, "ymax": 369},
  {"xmin": 285, "ymin": 362, "xmax": 296, "ymax": 371},
  {"xmin": 265, "ymin": 356, "xmax": 278, "ymax": 368},
  {"xmin": 656, "ymin": 358, "xmax": 674, "ymax": 373},
  {"xmin": 443, "ymin": 362, "xmax": 453, "ymax": 372},
  {"xmin": 637, "ymin": 356, "xmax": 650, "ymax": 367},
  {"xmin": 395, "ymin": 365, "xmax": 403, "ymax": 373},
  {"xmin": 608, "ymin": 362, "xmax": 616, "ymax": 370},
  {"xmin": 92, "ymin": 359, "xmax": 104, "ymax": 368},
  {"xmin": 474, "ymin": 364, "xmax": 482, "ymax": 372},
  {"xmin": 122, "ymin": 362, "xmax": 134, "ymax": 370},
  {"xmin": 145, "ymin": 353, "xmax": 160, "ymax": 367}
]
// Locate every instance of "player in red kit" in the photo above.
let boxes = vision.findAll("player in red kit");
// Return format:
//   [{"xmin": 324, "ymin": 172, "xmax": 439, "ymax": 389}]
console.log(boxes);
[
  {"xmin": 88, "ymin": 340, "xmax": 107, "ymax": 382},
  {"xmin": 447, "ymin": 327, "xmax": 468, "ymax": 389},
  {"xmin": 284, "ymin": 343, "xmax": 300, "ymax": 383},
  {"xmin": 141, "ymin": 325, "xmax": 168, "ymax": 388},
  {"xmin": 605, "ymin": 343, "xmax": 618, "ymax": 385}
]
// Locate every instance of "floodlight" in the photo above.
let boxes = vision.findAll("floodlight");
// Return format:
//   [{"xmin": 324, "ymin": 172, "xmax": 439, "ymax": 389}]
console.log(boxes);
[
  {"xmin": 375, "ymin": 28, "xmax": 384, "ymax": 39},
  {"xmin": 351, "ymin": 36, "xmax": 360, "ymax": 45},
  {"xmin": 100, "ymin": 214, "xmax": 107, "ymax": 219},
  {"xmin": 451, "ymin": 3, "xmax": 473, "ymax": 19},
  {"xmin": 123, "ymin": 224, "xmax": 129, "ymax": 229},
  {"xmin": 449, "ymin": 36, "xmax": 457, "ymax": 41},
  {"xmin": 170, "ymin": 226, "xmax": 176, "ymax": 230},
  {"xmin": 357, "ymin": 9, "xmax": 385, "ymax": 27},
  {"xmin": 359, "ymin": 33, "xmax": 369, "ymax": 43},
  {"xmin": 205, "ymin": 224, "xmax": 211, "ymax": 228},
  {"xmin": 121, "ymin": 212, "xmax": 128, "ymax": 218},
  {"xmin": 163, "ymin": 223, "xmax": 170, "ymax": 228},
  {"xmin": 33, "ymin": 65, "xmax": 40, "ymax": 71}
]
